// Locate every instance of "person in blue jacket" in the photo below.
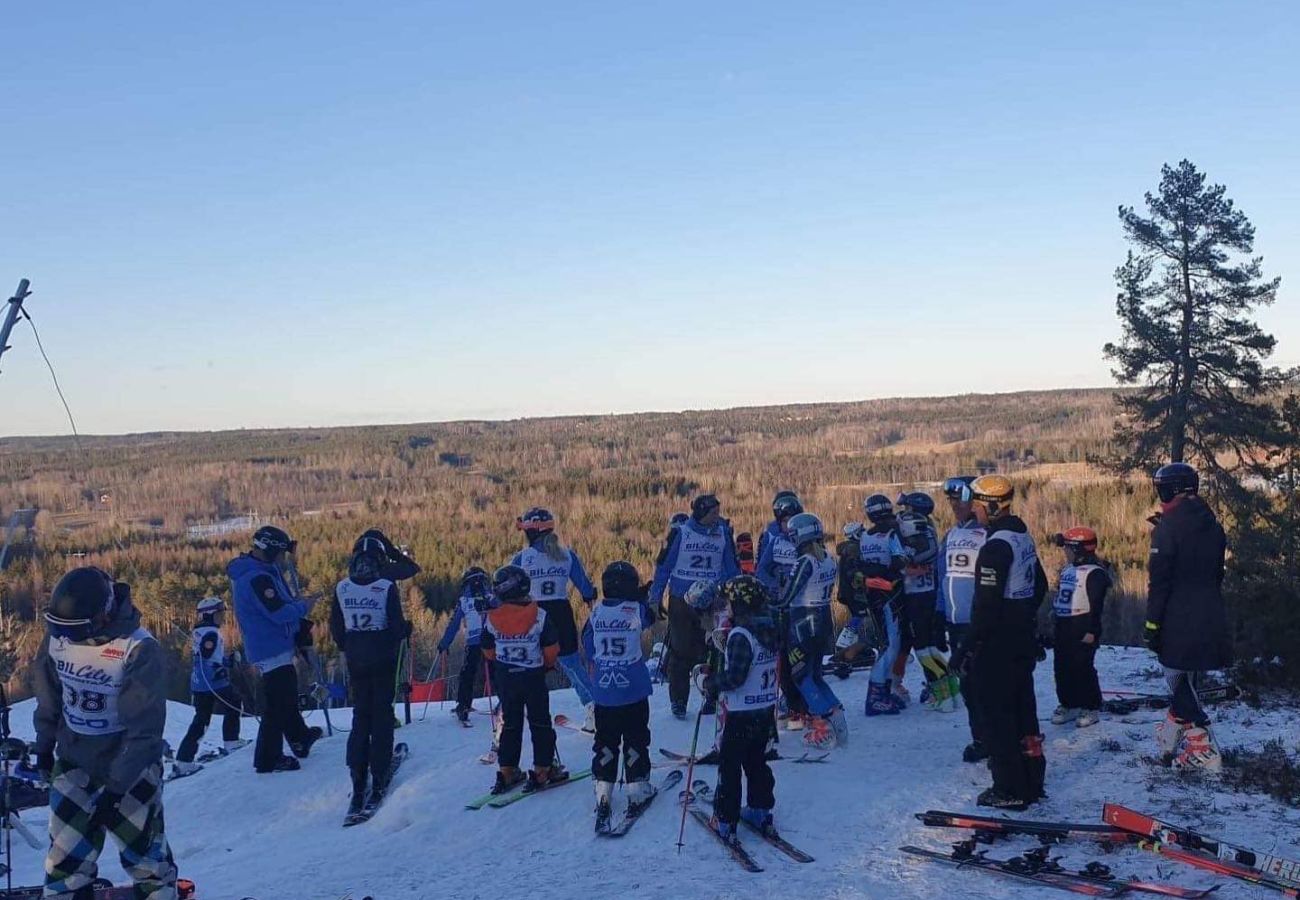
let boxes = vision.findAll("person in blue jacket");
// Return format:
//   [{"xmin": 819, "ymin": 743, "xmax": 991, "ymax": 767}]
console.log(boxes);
[
  {"xmin": 437, "ymin": 566, "xmax": 493, "ymax": 725},
  {"xmin": 755, "ymin": 491, "xmax": 803, "ymax": 596},
  {"xmin": 510, "ymin": 507, "xmax": 599, "ymax": 730},
  {"xmin": 649, "ymin": 493, "xmax": 740, "ymax": 718},
  {"xmin": 229, "ymin": 525, "xmax": 322, "ymax": 773},
  {"xmin": 583, "ymin": 560, "xmax": 656, "ymax": 833}
]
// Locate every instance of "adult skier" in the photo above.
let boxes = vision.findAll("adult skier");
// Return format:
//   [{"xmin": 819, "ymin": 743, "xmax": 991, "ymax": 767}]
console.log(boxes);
[
  {"xmin": 481, "ymin": 564, "xmax": 566, "ymax": 794},
  {"xmin": 857, "ymin": 495, "xmax": 910, "ymax": 715},
  {"xmin": 774, "ymin": 513, "xmax": 848, "ymax": 748},
  {"xmin": 32, "ymin": 567, "xmax": 178, "ymax": 899},
  {"xmin": 963, "ymin": 475, "xmax": 1048, "ymax": 809},
  {"xmin": 937, "ymin": 476, "xmax": 988, "ymax": 761},
  {"xmin": 582, "ymin": 561, "xmax": 656, "ymax": 833},
  {"xmin": 699, "ymin": 575, "xmax": 780, "ymax": 841},
  {"xmin": 755, "ymin": 491, "xmax": 802, "ymax": 596},
  {"xmin": 436, "ymin": 566, "xmax": 492, "ymax": 725},
  {"xmin": 330, "ymin": 544, "xmax": 411, "ymax": 820},
  {"xmin": 174, "ymin": 597, "xmax": 245, "ymax": 777},
  {"xmin": 510, "ymin": 507, "xmax": 598, "ymax": 730},
  {"xmin": 649, "ymin": 493, "xmax": 740, "ymax": 719},
  {"xmin": 1049, "ymin": 527, "xmax": 1110, "ymax": 729},
  {"xmin": 229, "ymin": 525, "xmax": 322, "ymax": 773},
  {"xmin": 895, "ymin": 491, "xmax": 956, "ymax": 712},
  {"xmin": 1144, "ymin": 462, "xmax": 1230, "ymax": 770}
]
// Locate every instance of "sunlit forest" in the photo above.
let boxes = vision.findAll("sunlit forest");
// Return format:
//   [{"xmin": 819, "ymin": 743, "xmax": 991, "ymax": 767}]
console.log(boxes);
[{"xmin": 0, "ymin": 388, "xmax": 1162, "ymax": 699}]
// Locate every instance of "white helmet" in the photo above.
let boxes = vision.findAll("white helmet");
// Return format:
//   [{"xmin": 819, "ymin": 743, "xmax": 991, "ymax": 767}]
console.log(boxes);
[{"xmin": 197, "ymin": 596, "xmax": 225, "ymax": 616}]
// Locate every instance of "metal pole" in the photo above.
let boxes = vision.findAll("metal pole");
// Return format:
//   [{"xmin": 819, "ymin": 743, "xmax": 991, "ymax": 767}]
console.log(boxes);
[{"xmin": 0, "ymin": 279, "xmax": 32, "ymax": 372}]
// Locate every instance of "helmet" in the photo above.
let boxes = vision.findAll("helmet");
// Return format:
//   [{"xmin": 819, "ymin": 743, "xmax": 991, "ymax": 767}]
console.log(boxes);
[
  {"xmin": 691, "ymin": 494, "xmax": 721, "ymax": 521},
  {"xmin": 685, "ymin": 579, "xmax": 721, "ymax": 612},
  {"xmin": 1153, "ymin": 462, "xmax": 1199, "ymax": 502},
  {"xmin": 772, "ymin": 491, "xmax": 803, "ymax": 520},
  {"xmin": 252, "ymin": 525, "xmax": 296, "ymax": 558},
  {"xmin": 516, "ymin": 507, "xmax": 555, "ymax": 535},
  {"xmin": 353, "ymin": 528, "xmax": 394, "ymax": 560},
  {"xmin": 196, "ymin": 596, "xmax": 225, "ymax": 617},
  {"xmin": 1052, "ymin": 526, "xmax": 1098, "ymax": 557},
  {"xmin": 720, "ymin": 575, "xmax": 770, "ymax": 615},
  {"xmin": 897, "ymin": 492, "xmax": 935, "ymax": 518},
  {"xmin": 460, "ymin": 566, "xmax": 490, "ymax": 597},
  {"xmin": 45, "ymin": 567, "xmax": 115, "ymax": 640},
  {"xmin": 669, "ymin": 512, "xmax": 690, "ymax": 528},
  {"xmin": 492, "ymin": 564, "xmax": 532, "ymax": 602},
  {"xmin": 943, "ymin": 476, "xmax": 975, "ymax": 503},
  {"xmin": 348, "ymin": 547, "xmax": 385, "ymax": 581},
  {"xmin": 786, "ymin": 513, "xmax": 824, "ymax": 548},
  {"xmin": 970, "ymin": 474, "xmax": 1014, "ymax": 517},
  {"xmin": 601, "ymin": 560, "xmax": 640, "ymax": 599},
  {"xmin": 863, "ymin": 494, "xmax": 894, "ymax": 524}
]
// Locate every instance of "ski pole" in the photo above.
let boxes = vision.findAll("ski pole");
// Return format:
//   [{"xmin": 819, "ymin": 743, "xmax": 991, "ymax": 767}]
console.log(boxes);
[
  {"xmin": 418, "ymin": 649, "xmax": 445, "ymax": 721},
  {"xmin": 405, "ymin": 637, "xmax": 415, "ymax": 725},
  {"xmin": 483, "ymin": 655, "xmax": 499, "ymax": 758},
  {"xmin": 398, "ymin": 638, "xmax": 412, "ymax": 725},
  {"xmin": 675, "ymin": 702, "xmax": 706, "ymax": 854},
  {"xmin": 441, "ymin": 651, "xmax": 450, "ymax": 712}
]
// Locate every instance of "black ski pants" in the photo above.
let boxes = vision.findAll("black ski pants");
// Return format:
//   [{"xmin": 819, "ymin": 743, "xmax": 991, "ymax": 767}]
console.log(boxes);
[
  {"xmin": 254, "ymin": 663, "xmax": 313, "ymax": 772},
  {"xmin": 456, "ymin": 644, "xmax": 483, "ymax": 712},
  {"xmin": 667, "ymin": 594, "xmax": 707, "ymax": 710},
  {"xmin": 973, "ymin": 646, "xmax": 1043, "ymax": 803},
  {"xmin": 347, "ymin": 659, "xmax": 398, "ymax": 783},
  {"xmin": 1053, "ymin": 616, "xmax": 1102, "ymax": 711},
  {"xmin": 177, "ymin": 688, "xmax": 242, "ymax": 763},
  {"xmin": 496, "ymin": 667, "xmax": 556, "ymax": 771},
  {"xmin": 592, "ymin": 699, "xmax": 651, "ymax": 783},
  {"xmin": 713, "ymin": 708, "xmax": 775, "ymax": 826},
  {"xmin": 949, "ymin": 625, "xmax": 984, "ymax": 745}
]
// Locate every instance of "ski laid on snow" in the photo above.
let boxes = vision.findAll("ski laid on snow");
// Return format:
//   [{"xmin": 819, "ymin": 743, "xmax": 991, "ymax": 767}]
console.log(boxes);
[
  {"xmin": 901, "ymin": 846, "xmax": 1124, "ymax": 896},
  {"xmin": 1134, "ymin": 840, "xmax": 1299, "ymax": 897},
  {"xmin": 601, "ymin": 770, "xmax": 683, "ymax": 838},
  {"xmin": 916, "ymin": 810, "xmax": 1131, "ymax": 843},
  {"xmin": 688, "ymin": 808, "xmax": 763, "ymax": 873},
  {"xmin": 1008, "ymin": 844, "xmax": 1219, "ymax": 899},
  {"xmin": 659, "ymin": 748, "xmax": 825, "ymax": 765},
  {"xmin": 1104, "ymin": 803, "xmax": 1300, "ymax": 888},
  {"xmin": 344, "ymin": 743, "xmax": 409, "ymax": 826},
  {"xmin": 486, "ymin": 769, "xmax": 592, "ymax": 808}
]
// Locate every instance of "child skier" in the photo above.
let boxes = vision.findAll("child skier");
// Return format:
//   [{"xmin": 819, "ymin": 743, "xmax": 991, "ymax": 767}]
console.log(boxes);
[
  {"xmin": 1049, "ymin": 527, "xmax": 1110, "ymax": 729},
  {"xmin": 481, "ymin": 564, "xmax": 567, "ymax": 794},
  {"xmin": 174, "ymin": 596, "xmax": 245, "ymax": 777},
  {"xmin": 937, "ymin": 476, "xmax": 989, "ymax": 761},
  {"xmin": 857, "ymin": 495, "xmax": 910, "ymax": 715},
  {"xmin": 895, "ymin": 492, "xmax": 958, "ymax": 712},
  {"xmin": 775, "ymin": 513, "xmax": 847, "ymax": 749},
  {"xmin": 755, "ymin": 491, "xmax": 802, "ymax": 597},
  {"xmin": 32, "ymin": 567, "xmax": 179, "ymax": 898},
  {"xmin": 582, "ymin": 560, "xmax": 656, "ymax": 833},
  {"xmin": 330, "ymin": 544, "xmax": 411, "ymax": 821},
  {"xmin": 510, "ymin": 508, "xmax": 599, "ymax": 731},
  {"xmin": 436, "ymin": 566, "xmax": 492, "ymax": 725},
  {"xmin": 699, "ymin": 575, "xmax": 780, "ymax": 841}
]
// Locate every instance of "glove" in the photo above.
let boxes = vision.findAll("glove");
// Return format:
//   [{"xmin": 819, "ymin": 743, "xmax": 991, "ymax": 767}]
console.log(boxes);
[
  {"xmin": 691, "ymin": 664, "xmax": 715, "ymax": 699},
  {"xmin": 932, "ymin": 611, "xmax": 949, "ymax": 653},
  {"xmin": 36, "ymin": 750, "xmax": 55, "ymax": 782},
  {"xmin": 1143, "ymin": 620, "xmax": 1162, "ymax": 654}
]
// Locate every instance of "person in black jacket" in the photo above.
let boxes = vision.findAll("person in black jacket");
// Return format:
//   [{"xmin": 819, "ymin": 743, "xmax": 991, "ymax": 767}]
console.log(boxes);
[
  {"xmin": 1049, "ymin": 527, "xmax": 1110, "ymax": 729},
  {"xmin": 957, "ymin": 475, "xmax": 1048, "ymax": 811},
  {"xmin": 330, "ymin": 546, "xmax": 411, "ymax": 819},
  {"xmin": 352, "ymin": 529, "xmax": 422, "ymax": 583},
  {"xmin": 1144, "ymin": 462, "xmax": 1230, "ymax": 771}
]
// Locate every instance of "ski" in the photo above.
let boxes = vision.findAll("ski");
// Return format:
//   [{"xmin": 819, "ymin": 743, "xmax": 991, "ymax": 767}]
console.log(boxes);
[
  {"xmin": 552, "ymin": 713, "xmax": 591, "ymax": 733},
  {"xmin": 1012, "ymin": 844, "xmax": 1220, "ymax": 899},
  {"xmin": 1134, "ymin": 840, "xmax": 1299, "ymax": 897},
  {"xmin": 792, "ymin": 751, "xmax": 829, "ymax": 764},
  {"xmin": 691, "ymin": 784, "xmax": 814, "ymax": 862},
  {"xmin": 901, "ymin": 846, "xmax": 1124, "ymax": 896},
  {"xmin": 688, "ymin": 807, "xmax": 764, "ymax": 872},
  {"xmin": 465, "ymin": 780, "xmax": 520, "ymax": 810},
  {"xmin": 166, "ymin": 741, "xmax": 250, "ymax": 782},
  {"xmin": 486, "ymin": 768, "xmax": 592, "ymax": 808},
  {"xmin": 0, "ymin": 878, "xmax": 194, "ymax": 900},
  {"xmin": 916, "ymin": 810, "xmax": 1132, "ymax": 843},
  {"xmin": 1105, "ymin": 803, "xmax": 1300, "ymax": 888},
  {"xmin": 601, "ymin": 770, "xmax": 683, "ymax": 838},
  {"xmin": 344, "ymin": 743, "xmax": 409, "ymax": 826},
  {"xmin": 660, "ymin": 747, "xmax": 817, "ymax": 765}
]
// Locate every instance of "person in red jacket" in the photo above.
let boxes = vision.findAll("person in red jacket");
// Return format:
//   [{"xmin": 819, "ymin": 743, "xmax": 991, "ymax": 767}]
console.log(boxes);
[{"xmin": 480, "ymin": 565, "xmax": 565, "ymax": 795}]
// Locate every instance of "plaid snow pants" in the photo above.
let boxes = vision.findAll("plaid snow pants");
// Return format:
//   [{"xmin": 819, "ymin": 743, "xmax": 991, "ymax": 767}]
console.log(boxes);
[{"xmin": 45, "ymin": 760, "xmax": 178, "ymax": 900}]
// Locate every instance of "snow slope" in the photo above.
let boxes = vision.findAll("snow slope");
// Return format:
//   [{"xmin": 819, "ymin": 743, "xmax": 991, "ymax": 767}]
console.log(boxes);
[{"xmin": 5, "ymin": 646, "xmax": 1299, "ymax": 899}]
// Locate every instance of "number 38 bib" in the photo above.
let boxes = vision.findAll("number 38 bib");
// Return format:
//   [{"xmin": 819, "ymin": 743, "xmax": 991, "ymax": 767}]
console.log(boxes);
[{"xmin": 49, "ymin": 628, "xmax": 155, "ymax": 735}]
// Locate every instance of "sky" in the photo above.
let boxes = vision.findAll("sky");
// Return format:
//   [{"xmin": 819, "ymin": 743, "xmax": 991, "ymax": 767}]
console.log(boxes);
[{"xmin": 2, "ymin": 1, "xmax": 1298, "ymax": 436}]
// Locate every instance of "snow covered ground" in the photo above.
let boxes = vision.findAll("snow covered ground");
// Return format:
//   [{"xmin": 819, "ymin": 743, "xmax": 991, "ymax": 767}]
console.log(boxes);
[{"xmin": 5, "ymin": 645, "xmax": 1299, "ymax": 899}]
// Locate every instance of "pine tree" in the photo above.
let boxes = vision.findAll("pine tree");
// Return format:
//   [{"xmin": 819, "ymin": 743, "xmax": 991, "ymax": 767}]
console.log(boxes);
[{"xmin": 1103, "ymin": 160, "xmax": 1281, "ymax": 492}]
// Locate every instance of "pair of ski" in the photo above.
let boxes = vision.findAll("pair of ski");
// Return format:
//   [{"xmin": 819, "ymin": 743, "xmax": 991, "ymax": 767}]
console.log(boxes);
[
  {"xmin": 165, "ymin": 740, "xmax": 250, "ymax": 782},
  {"xmin": 658, "ymin": 748, "xmax": 829, "ymax": 765},
  {"xmin": 595, "ymin": 769, "xmax": 683, "ymax": 837},
  {"xmin": 683, "ymin": 781, "xmax": 815, "ymax": 873},
  {"xmin": 343, "ymin": 743, "xmax": 409, "ymax": 827},
  {"xmin": 1101, "ymin": 685, "xmax": 1239, "ymax": 715},
  {"xmin": 918, "ymin": 804, "xmax": 1300, "ymax": 896},
  {"xmin": 464, "ymin": 768, "xmax": 594, "ymax": 810}
]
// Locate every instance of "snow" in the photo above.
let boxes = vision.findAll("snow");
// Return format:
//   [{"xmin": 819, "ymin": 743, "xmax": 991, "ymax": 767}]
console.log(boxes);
[{"xmin": 4, "ymin": 646, "xmax": 1299, "ymax": 899}]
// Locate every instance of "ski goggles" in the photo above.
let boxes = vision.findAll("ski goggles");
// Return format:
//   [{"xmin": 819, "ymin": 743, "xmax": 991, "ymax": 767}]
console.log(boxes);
[
  {"xmin": 942, "ymin": 477, "xmax": 973, "ymax": 502},
  {"xmin": 44, "ymin": 612, "xmax": 97, "ymax": 642}
]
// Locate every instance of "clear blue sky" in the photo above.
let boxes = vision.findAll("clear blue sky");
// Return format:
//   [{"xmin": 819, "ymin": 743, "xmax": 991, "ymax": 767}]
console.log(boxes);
[{"xmin": 2, "ymin": 1, "xmax": 1297, "ymax": 435}]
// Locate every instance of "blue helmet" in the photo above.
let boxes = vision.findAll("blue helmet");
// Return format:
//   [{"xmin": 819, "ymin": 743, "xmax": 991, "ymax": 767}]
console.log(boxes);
[
  {"xmin": 785, "ymin": 512, "xmax": 824, "ymax": 548},
  {"xmin": 1153, "ymin": 462, "xmax": 1199, "ymax": 502},
  {"xmin": 772, "ymin": 491, "xmax": 803, "ymax": 521},
  {"xmin": 863, "ymin": 494, "xmax": 894, "ymax": 524},
  {"xmin": 897, "ymin": 492, "xmax": 935, "ymax": 518},
  {"xmin": 942, "ymin": 476, "xmax": 975, "ymax": 503}
]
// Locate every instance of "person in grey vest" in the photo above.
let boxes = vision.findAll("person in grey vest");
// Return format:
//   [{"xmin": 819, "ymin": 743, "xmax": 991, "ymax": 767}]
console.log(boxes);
[{"xmin": 32, "ymin": 567, "xmax": 178, "ymax": 900}]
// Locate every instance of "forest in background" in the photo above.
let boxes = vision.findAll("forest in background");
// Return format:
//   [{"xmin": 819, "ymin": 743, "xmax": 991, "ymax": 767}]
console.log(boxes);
[{"xmin": 0, "ymin": 387, "xmax": 1175, "ymax": 699}]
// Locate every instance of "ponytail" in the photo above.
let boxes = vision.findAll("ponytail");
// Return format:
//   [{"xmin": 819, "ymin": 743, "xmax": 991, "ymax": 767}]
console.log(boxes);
[
  {"xmin": 807, "ymin": 541, "xmax": 828, "ymax": 562},
  {"xmin": 542, "ymin": 532, "xmax": 568, "ymax": 563}
]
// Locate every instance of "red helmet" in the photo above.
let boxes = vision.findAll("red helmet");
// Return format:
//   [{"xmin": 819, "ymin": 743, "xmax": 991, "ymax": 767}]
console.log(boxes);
[{"xmin": 1059, "ymin": 526, "xmax": 1098, "ymax": 553}]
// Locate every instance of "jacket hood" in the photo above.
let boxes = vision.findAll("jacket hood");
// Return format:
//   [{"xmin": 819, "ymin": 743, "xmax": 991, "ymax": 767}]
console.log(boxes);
[
  {"xmin": 227, "ymin": 552, "xmax": 273, "ymax": 580},
  {"xmin": 104, "ymin": 593, "xmax": 143, "ymax": 639},
  {"xmin": 989, "ymin": 514, "xmax": 1029, "ymax": 534}
]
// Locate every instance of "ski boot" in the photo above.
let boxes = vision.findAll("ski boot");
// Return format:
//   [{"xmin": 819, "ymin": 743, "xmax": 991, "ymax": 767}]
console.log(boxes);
[
  {"xmin": 740, "ymin": 806, "xmax": 776, "ymax": 837},
  {"xmin": 923, "ymin": 677, "xmax": 949, "ymax": 712},
  {"xmin": 256, "ymin": 755, "xmax": 301, "ymax": 774},
  {"xmin": 802, "ymin": 716, "xmax": 834, "ymax": 750},
  {"xmin": 1051, "ymin": 705, "xmax": 1080, "ymax": 725},
  {"xmin": 1021, "ymin": 734, "xmax": 1047, "ymax": 800},
  {"xmin": 709, "ymin": 816, "xmax": 738, "ymax": 843},
  {"xmin": 365, "ymin": 770, "xmax": 391, "ymax": 813},
  {"xmin": 943, "ymin": 675, "xmax": 963, "ymax": 711},
  {"xmin": 671, "ymin": 702, "xmax": 688, "ymax": 721},
  {"xmin": 784, "ymin": 712, "xmax": 807, "ymax": 731},
  {"xmin": 976, "ymin": 786, "xmax": 1028, "ymax": 811},
  {"xmin": 919, "ymin": 683, "xmax": 933, "ymax": 706},
  {"xmin": 491, "ymin": 766, "xmax": 525, "ymax": 795},
  {"xmin": 865, "ymin": 682, "xmax": 901, "ymax": 717},
  {"xmin": 346, "ymin": 769, "xmax": 368, "ymax": 821},
  {"xmin": 625, "ymin": 778, "xmax": 656, "ymax": 815},
  {"xmin": 1173, "ymin": 725, "xmax": 1222, "ymax": 772},
  {"xmin": 171, "ymin": 760, "xmax": 201, "ymax": 778},
  {"xmin": 1075, "ymin": 709, "xmax": 1100, "ymax": 729},
  {"xmin": 889, "ymin": 680, "xmax": 911, "ymax": 709},
  {"xmin": 581, "ymin": 703, "xmax": 597, "ymax": 734},
  {"xmin": 962, "ymin": 741, "xmax": 989, "ymax": 763},
  {"xmin": 223, "ymin": 739, "xmax": 249, "ymax": 754},
  {"xmin": 828, "ymin": 707, "xmax": 849, "ymax": 747},
  {"xmin": 594, "ymin": 780, "xmax": 614, "ymax": 834},
  {"xmin": 523, "ymin": 763, "xmax": 570, "ymax": 793},
  {"xmin": 289, "ymin": 726, "xmax": 324, "ymax": 759},
  {"xmin": 454, "ymin": 705, "xmax": 471, "ymax": 726},
  {"xmin": 1155, "ymin": 711, "xmax": 1190, "ymax": 764}
]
